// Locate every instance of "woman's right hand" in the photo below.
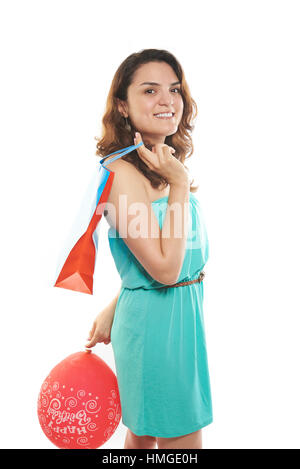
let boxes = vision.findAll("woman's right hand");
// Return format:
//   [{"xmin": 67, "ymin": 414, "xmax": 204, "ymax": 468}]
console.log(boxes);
[
  {"xmin": 85, "ymin": 310, "xmax": 114, "ymax": 348},
  {"xmin": 134, "ymin": 132, "xmax": 189, "ymax": 187}
]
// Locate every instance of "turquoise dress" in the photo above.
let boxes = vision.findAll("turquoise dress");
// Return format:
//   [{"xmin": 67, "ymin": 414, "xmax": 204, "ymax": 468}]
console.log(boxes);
[{"xmin": 109, "ymin": 192, "xmax": 213, "ymax": 438}]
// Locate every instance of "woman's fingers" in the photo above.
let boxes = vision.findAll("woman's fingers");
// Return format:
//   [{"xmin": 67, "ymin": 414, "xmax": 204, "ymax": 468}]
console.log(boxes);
[
  {"xmin": 87, "ymin": 322, "xmax": 96, "ymax": 341},
  {"xmin": 85, "ymin": 329, "xmax": 111, "ymax": 348},
  {"xmin": 86, "ymin": 335, "xmax": 110, "ymax": 347},
  {"xmin": 134, "ymin": 132, "xmax": 154, "ymax": 168},
  {"xmin": 86, "ymin": 322, "xmax": 96, "ymax": 348},
  {"xmin": 85, "ymin": 336, "xmax": 96, "ymax": 348},
  {"xmin": 134, "ymin": 132, "xmax": 175, "ymax": 169},
  {"xmin": 135, "ymin": 132, "xmax": 167, "ymax": 168}
]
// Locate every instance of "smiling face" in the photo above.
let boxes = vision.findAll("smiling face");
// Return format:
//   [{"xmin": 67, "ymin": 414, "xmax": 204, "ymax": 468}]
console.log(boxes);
[{"xmin": 117, "ymin": 61, "xmax": 184, "ymax": 145}]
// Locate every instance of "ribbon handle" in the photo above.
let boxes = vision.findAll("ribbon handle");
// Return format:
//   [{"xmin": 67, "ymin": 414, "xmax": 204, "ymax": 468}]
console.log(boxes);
[{"xmin": 100, "ymin": 142, "xmax": 143, "ymax": 167}]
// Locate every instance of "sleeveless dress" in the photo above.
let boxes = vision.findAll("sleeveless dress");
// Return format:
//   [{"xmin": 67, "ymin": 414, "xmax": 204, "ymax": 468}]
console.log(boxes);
[{"xmin": 109, "ymin": 191, "xmax": 213, "ymax": 438}]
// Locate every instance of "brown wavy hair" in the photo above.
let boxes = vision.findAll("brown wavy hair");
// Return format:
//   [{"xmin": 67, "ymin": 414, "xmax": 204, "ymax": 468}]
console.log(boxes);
[{"xmin": 95, "ymin": 48, "xmax": 199, "ymax": 193}]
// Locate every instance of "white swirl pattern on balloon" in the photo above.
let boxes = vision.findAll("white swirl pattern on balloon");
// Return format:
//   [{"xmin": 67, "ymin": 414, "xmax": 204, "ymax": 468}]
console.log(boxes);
[
  {"xmin": 77, "ymin": 436, "xmax": 89, "ymax": 446},
  {"xmin": 49, "ymin": 398, "xmax": 61, "ymax": 410},
  {"xmin": 87, "ymin": 422, "xmax": 98, "ymax": 432},
  {"xmin": 104, "ymin": 425, "xmax": 114, "ymax": 439},
  {"xmin": 44, "ymin": 427, "xmax": 53, "ymax": 437},
  {"xmin": 52, "ymin": 382, "xmax": 59, "ymax": 392},
  {"xmin": 65, "ymin": 397, "xmax": 77, "ymax": 408},
  {"xmin": 38, "ymin": 376, "xmax": 121, "ymax": 449},
  {"xmin": 85, "ymin": 399, "xmax": 101, "ymax": 414},
  {"xmin": 77, "ymin": 389, "xmax": 86, "ymax": 400},
  {"xmin": 42, "ymin": 381, "xmax": 49, "ymax": 392},
  {"xmin": 107, "ymin": 408, "xmax": 115, "ymax": 420}
]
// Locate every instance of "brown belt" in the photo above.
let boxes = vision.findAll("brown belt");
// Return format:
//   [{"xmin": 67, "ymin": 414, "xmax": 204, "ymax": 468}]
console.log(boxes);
[{"xmin": 160, "ymin": 271, "xmax": 205, "ymax": 289}]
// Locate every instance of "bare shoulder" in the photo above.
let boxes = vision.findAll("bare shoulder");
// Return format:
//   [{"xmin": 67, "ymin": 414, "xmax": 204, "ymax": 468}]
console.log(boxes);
[
  {"xmin": 104, "ymin": 156, "xmax": 147, "ymax": 204},
  {"xmin": 103, "ymin": 155, "xmax": 135, "ymax": 174}
]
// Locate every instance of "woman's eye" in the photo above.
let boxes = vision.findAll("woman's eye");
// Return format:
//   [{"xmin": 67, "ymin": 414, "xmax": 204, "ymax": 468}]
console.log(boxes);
[{"xmin": 145, "ymin": 88, "xmax": 181, "ymax": 94}]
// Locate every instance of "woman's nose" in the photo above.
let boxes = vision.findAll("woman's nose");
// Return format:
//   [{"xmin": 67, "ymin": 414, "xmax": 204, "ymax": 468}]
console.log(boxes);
[{"xmin": 158, "ymin": 91, "xmax": 174, "ymax": 106}]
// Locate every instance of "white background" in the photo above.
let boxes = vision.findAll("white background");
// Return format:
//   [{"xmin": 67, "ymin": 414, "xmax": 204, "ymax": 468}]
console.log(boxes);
[{"xmin": 1, "ymin": 0, "xmax": 299, "ymax": 449}]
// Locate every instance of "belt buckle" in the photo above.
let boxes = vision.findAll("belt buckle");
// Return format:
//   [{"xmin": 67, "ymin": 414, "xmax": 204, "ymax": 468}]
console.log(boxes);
[{"xmin": 199, "ymin": 271, "xmax": 205, "ymax": 282}]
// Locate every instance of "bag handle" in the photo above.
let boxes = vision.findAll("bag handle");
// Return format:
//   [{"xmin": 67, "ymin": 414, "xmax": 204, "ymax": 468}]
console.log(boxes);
[{"xmin": 100, "ymin": 142, "xmax": 144, "ymax": 167}]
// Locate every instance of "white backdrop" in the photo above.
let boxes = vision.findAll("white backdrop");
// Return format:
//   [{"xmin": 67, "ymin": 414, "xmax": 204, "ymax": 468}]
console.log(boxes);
[{"xmin": 1, "ymin": 0, "xmax": 299, "ymax": 449}]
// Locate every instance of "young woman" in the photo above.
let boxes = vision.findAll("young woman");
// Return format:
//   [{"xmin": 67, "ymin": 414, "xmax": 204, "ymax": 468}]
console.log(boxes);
[{"xmin": 85, "ymin": 49, "xmax": 213, "ymax": 450}]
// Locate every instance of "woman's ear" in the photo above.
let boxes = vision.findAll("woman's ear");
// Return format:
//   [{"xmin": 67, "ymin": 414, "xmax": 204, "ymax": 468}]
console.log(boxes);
[{"xmin": 116, "ymin": 98, "xmax": 128, "ymax": 118}]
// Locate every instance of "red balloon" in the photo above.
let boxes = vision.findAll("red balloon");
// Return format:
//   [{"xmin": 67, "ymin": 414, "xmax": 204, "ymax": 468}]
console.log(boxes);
[{"xmin": 37, "ymin": 350, "xmax": 121, "ymax": 449}]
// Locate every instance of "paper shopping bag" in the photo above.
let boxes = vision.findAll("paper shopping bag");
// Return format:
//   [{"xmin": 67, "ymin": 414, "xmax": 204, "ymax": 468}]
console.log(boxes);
[{"xmin": 54, "ymin": 141, "xmax": 143, "ymax": 294}]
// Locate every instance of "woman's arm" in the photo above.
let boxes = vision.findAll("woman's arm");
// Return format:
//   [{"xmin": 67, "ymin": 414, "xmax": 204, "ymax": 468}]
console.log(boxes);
[
  {"xmin": 105, "ymin": 159, "xmax": 189, "ymax": 286},
  {"xmin": 103, "ymin": 287, "xmax": 121, "ymax": 318},
  {"xmin": 85, "ymin": 287, "xmax": 121, "ymax": 348},
  {"xmin": 160, "ymin": 179, "xmax": 190, "ymax": 284}
]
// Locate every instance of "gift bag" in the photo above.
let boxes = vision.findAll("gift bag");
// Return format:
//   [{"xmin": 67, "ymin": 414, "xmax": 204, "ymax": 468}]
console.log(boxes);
[{"xmin": 54, "ymin": 141, "xmax": 143, "ymax": 295}]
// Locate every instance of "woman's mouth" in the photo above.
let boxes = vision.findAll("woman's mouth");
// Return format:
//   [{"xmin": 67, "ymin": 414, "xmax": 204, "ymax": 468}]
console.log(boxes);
[{"xmin": 153, "ymin": 112, "xmax": 175, "ymax": 119}]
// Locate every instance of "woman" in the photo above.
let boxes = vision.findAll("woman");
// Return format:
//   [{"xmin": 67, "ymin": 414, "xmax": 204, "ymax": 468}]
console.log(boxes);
[{"xmin": 85, "ymin": 49, "xmax": 213, "ymax": 449}]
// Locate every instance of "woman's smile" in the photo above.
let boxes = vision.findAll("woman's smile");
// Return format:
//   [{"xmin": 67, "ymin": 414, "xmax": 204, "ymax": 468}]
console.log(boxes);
[{"xmin": 153, "ymin": 112, "xmax": 175, "ymax": 119}]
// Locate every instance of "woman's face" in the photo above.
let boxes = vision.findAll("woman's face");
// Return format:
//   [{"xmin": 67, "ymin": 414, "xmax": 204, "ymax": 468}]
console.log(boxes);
[{"xmin": 118, "ymin": 61, "xmax": 184, "ymax": 145}]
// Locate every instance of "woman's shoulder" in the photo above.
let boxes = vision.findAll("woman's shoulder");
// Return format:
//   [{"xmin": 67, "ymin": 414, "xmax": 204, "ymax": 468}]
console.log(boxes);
[
  {"xmin": 102, "ymin": 155, "xmax": 169, "ymax": 204},
  {"xmin": 104, "ymin": 155, "xmax": 147, "ymax": 203},
  {"xmin": 103, "ymin": 154, "xmax": 137, "ymax": 174}
]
